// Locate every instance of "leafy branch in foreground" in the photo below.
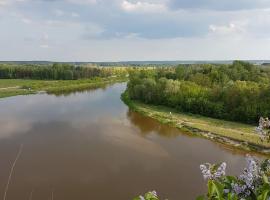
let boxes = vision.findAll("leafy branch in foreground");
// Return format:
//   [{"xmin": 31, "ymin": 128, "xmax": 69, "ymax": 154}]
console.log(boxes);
[
  {"xmin": 133, "ymin": 156, "xmax": 270, "ymax": 200},
  {"xmin": 133, "ymin": 191, "xmax": 159, "ymax": 200},
  {"xmin": 133, "ymin": 119, "xmax": 270, "ymax": 200},
  {"xmin": 198, "ymin": 155, "xmax": 270, "ymax": 200}
]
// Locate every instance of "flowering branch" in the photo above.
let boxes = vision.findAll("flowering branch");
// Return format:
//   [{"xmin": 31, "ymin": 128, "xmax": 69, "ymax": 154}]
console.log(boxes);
[{"xmin": 256, "ymin": 117, "xmax": 270, "ymax": 142}]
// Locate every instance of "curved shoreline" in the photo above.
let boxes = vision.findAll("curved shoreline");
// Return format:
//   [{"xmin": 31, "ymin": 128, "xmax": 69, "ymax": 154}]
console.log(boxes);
[
  {"xmin": 121, "ymin": 91, "xmax": 270, "ymax": 155},
  {"xmin": 0, "ymin": 77, "xmax": 127, "ymax": 99}
]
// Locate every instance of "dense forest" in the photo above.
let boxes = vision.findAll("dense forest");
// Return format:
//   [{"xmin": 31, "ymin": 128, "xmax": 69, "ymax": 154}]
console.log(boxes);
[
  {"xmin": 127, "ymin": 61, "xmax": 270, "ymax": 124},
  {"xmin": 0, "ymin": 63, "xmax": 128, "ymax": 80}
]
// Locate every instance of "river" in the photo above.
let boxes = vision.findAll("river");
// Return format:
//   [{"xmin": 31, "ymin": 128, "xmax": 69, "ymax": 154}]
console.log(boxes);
[{"xmin": 0, "ymin": 83, "xmax": 263, "ymax": 200}]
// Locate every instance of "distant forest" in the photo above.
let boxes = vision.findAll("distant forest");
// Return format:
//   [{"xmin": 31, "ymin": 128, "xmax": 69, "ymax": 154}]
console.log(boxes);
[
  {"xmin": 0, "ymin": 63, "xmax": 128, "ymax": 80},
  {"xmin": 127, "ymin": 61, "xmax": 270, "ymax": 124}
]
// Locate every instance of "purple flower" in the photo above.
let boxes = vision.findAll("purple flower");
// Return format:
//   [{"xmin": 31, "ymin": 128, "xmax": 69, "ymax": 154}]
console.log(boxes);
[
  {"xmin": 200, "ymin": 162, "xmax": 226, "ymax": 180},
  {"xmin": 239, "ymin": 156, "xmax": 260, "ymax": 189},
  {"xmin": 231, "ymin": 183, "xmax": 247, "ymax": 195}
]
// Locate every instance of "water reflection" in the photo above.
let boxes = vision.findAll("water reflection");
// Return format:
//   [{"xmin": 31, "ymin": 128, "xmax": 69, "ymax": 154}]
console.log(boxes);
[
  {"xmin": 127, "ymin": 110, "xmax": 263, "ymax": 157},
  {"xmin": 127, "ymin": 110, "xmax": 184, "ymax": 138},
  {"xmin": 47, "ymin": 83, "xmax": 110, "ymax": 97},
  {"xmin": 0, "ymin": 83, "xmax": 266, "ymax": 200}
]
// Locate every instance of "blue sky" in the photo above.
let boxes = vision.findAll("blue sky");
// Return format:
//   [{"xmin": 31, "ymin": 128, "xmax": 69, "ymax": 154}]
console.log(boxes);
[{"xmin": 0, "ymin": 0, "xmax": 270, "ymax": 61}]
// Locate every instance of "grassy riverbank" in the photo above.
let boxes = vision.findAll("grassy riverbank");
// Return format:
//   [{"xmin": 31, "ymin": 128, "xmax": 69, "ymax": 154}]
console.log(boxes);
[
  {"xmin": 0, "ymin": 77, "xmax": 126, "ymax": 98},
  {"xmin": 122, "ymin": 91, "xmax": 270, "ymax": 154}
]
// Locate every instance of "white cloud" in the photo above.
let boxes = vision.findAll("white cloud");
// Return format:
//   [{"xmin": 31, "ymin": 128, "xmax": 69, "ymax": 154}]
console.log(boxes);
[
  {"xmin": 71, "ymin": 12, "xmax": 79, "ymax": 17},
  {"xmin": 114, "ymin": 32, "xmax": 140, "ymax": 39},
  {"xmin": 42, "ymin": 33, "xmax": 49, "ymax": 40},
  {"xmin": 209, "ymin": 22, "xmax": 246, "ymax": 37},
  {"xmin": 67, "ymin": 0, "xmax": 97, "ymax": 5},
  {"xmin": 0, "ymin": 0, "xmax": 28, "ymax": 7},
  {"xmin": 124, "ymin": 32, "xmax": 140, "ymax": 39},
  {"xmin": 54, "ymin": 9, "xmax": 65, "ymax": 17},
  {"xmin": 121, "ymin": 0, "xmax": 167, "ymax": 13},
  {"xmin": 0, "ymin": 0, "xmax": 8, "ymax": 6},
  {"xmin": 15, "ymin": 0, "xmax": 28, "ymax": 2},
  {"xmin": 40, "ymin": 44, "xmax": 49, "ymax": 48},
  {"xmin": 83, "ymin": 23, "xmax": 105, "ymax": 38},
  {"xmin": 21, "ymin": 17, "xmax": 32, "ymax": 24}
]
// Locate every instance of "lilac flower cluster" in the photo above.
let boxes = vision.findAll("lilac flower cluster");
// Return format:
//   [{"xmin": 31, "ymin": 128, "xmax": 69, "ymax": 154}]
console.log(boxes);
[
  {"xmin": 239, "ymin": 156, "xmax": 260, "ymax": 188},
  {"xmin": 256, "ymin": 117, "xmax": 270, "ymax": 141},
  {"xmin": 200, "ymin": 162, "xmax": 226, "ymax": 180},
  {"xmin": 231, "ymin": 183, "xmax": 248, "ymax": 195},
  {"xmin": 230, "ymin": 156, "xmax": 261, "ymax": 197},
  {"xmin": 199, "ymin": 155, "xmax": 270, "ymax": 199}
]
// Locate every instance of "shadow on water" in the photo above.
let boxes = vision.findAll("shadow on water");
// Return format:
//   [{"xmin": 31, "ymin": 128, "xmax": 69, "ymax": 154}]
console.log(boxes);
[
  {"xmin": 126, "ymin": 109, "xmax": 267, "ymax": 158},
  {"xmin": 127, "ymin": 110, "xmax": 180, "ymax": 138}
]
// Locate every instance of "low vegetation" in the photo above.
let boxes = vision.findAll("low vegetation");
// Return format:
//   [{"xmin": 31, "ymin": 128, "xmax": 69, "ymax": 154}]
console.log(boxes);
[
  {"xmin": 0, "ymin": 62, "xmax": 138, "ymax": 98},
  {"xmin": 122, "ymin": 61, "xmax": 270, "ymax": 152},
  {"xmin": 122, "ymin": 92, "xmax": 270, "ymax": 152},
  {"xmin": 126, "ymin": 61, "xmax": 270, "ymax": 124},
  {"xmin": 0, "ymin": 77, "xmax": 126, "ymax": 98}
]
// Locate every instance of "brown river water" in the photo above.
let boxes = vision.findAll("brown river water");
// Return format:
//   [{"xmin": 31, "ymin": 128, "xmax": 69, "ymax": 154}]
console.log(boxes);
[{"xmin": 0, "ymin": 83, "xmax": 266, "ymax": 200}]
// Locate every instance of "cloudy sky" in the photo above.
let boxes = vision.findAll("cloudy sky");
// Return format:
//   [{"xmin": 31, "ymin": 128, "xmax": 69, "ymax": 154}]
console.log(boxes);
[{"xmin": 1, "ymin": 0, "xmax": 270, "ymax": 61}]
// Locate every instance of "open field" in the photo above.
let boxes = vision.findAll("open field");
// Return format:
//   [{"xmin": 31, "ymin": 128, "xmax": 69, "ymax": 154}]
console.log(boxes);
[
  {"xmin": 0, "ymin": 77, "xmax": 126, "ymax": 98},
  {"xmin": 121, "ymin": 92, "xmax": 270, "ymax": 153}
]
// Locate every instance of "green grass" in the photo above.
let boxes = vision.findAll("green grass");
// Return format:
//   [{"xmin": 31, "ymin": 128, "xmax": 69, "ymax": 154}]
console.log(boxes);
[
  {"xmin": 121, "ymin": 91, "xmax": 270, "ymax": 152},
  {"xmin": 0, "ymin": 77, "xmax": 126, "ymax": 98},
  {"xmin": 0, "ymin": 89, "xmax": 35, "ymax": 98}
]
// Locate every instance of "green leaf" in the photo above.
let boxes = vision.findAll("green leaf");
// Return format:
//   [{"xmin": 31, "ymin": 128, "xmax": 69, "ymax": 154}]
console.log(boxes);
[
  {"xmin": 144, "ymin": 192, "xmax": 159, "ymax": 200},
  {"xmin": 196, "ymin": 195, "xmax": 206, "ymax": 200},
  {"xmin": 263, "ymin": 175, "xmax": 269, "ymax": 184},
  {"xmin": 208, "ymin": 180, "xmax": 214, "ymax": 197},
  {"xmin": 257, "ymin": 189, "xmax": 270, "ymax": 200},
  {"xmin": 227, "ymin": 193, "xmax": 238, "ymax": 200},
  {"xmin": 207, "ymin": 180, "xmax": 225, "ymax": 200},
  {"xmin": 213, "ymin": 181, "xmax": 225, "ymax": 200}
]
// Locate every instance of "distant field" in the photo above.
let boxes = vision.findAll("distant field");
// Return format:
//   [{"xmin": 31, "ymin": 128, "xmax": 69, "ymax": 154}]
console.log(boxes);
[{"xmin": 0, "ymin": 77, "xmax": 126, "ymax": 98}]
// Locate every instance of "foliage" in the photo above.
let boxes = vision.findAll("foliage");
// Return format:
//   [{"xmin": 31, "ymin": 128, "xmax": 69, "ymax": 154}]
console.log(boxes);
[
  {"xmin": 133, "ymin": 191, "xmax": 160, "ymax": 200},
  {"xmin": 0, "ymin": 76, "xmax": 126, "ymax": 98},
  {"xmin": 126, "ymin": 61, "xmax": 270, "ymax": 124},
  {"xmin": 133, "ymin": 156, "xmax": 270, "ymax": 200},
  {"xmin": 0, "ymin": 63, "xmax": 129, "ymax": 80},
  {"xmin": 198, "ymin": 156, "xmax": 270, "ymax": 200},
  {"xmin": 123, "ymin": 91, "xmax": 270, "ymax": 148}
]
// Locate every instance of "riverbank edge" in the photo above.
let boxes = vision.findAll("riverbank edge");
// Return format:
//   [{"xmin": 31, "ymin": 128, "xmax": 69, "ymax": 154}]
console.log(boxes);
[
  {"xmin": 0, "ymin": 77, "xmax": 127, "ymax": 99},
  {"xmin": 121, "ymin": 91, "xmax": 270, "ymax": 155}
]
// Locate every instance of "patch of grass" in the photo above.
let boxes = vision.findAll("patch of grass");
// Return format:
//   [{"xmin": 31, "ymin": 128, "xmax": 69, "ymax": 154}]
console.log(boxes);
[
  {"xmin": 121, "ymin": 91, "xmax": 270, "ymax": 150},
  {"xmin": 0, "ymin": 77, "xmax": 126, "ymax": 98},
  {"xmin": 0, "ymin": 89, "xmax": 34, "ymax": 98}
]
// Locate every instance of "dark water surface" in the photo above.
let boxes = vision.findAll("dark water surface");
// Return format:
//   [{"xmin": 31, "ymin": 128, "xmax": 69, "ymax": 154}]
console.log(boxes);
[{"xmin": 0, "ymin": 83, "xmax": 264, "ymax": 200}]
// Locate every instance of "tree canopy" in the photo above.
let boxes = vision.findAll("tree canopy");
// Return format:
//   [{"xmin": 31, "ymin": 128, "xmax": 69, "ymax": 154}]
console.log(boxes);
[{"xmin": 126, "ymin": 61, "xmax": 270, "ymax": 124}]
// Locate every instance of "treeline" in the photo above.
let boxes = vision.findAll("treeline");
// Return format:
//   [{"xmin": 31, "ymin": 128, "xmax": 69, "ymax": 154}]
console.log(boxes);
[
  {"xmin": 127, "ymin": 61, "xmax": 270, "ymax": 124},
  {"xmin": 0, "ymin": 63, "xmax": 129, "ymax": 80}
]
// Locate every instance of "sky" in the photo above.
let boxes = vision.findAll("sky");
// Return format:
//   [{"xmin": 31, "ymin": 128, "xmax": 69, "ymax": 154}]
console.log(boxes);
[{"xmin": 1, "ymin": 0, "xmax": 270, "ymax": 61}]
